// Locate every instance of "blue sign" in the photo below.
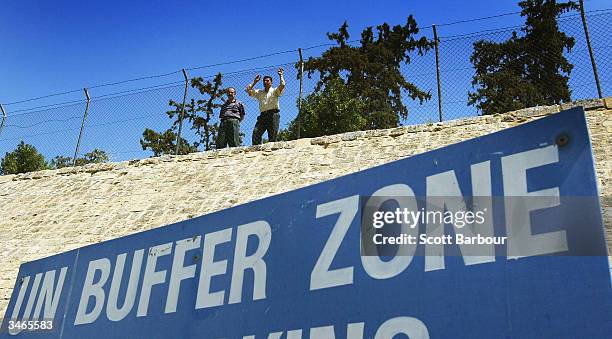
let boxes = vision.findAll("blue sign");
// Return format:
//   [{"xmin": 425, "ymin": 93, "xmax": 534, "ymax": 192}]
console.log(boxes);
[{"xmin": 2, "ymin": 107, "xmax": 611, "ymax": 338}]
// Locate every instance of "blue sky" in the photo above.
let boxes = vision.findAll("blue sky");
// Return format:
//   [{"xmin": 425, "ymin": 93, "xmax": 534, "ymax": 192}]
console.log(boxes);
[
  {"xmin": 1, "ymin": 0, "xmax": 610, "ymax": 161},
  {"xmin": 2, "ymin": 0, "xmax": 607, "ymax": 103}
]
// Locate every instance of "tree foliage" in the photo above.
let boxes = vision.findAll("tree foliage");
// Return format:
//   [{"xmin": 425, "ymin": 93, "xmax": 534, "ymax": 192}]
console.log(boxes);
[
  {"xmin": 280, "ymin": 76, "xmax": 368, "ymax": 140},
  {"xmin": 302, "ymin": 16, "xmax": 432, "ymax": 130},
  {"xmin": 80, "ymin": 148, "xmax": 109, "ymax": 164},
  {"xmin": 468, "ymin": 0, "xmax": 578, "ymax": 115},
  {"xmin": 51, "ymin": 149, "xmax": 110, "ymax": 169},
  {"xmin": 190, "ymin": 73, "xmax": 224, "ymax": 151},
  {"xmin": 140, "ymin": 73, "xmax": 225, "ymax": 156},
  {"xmin": 140, "ymin": 98, "xmax": 199, "ymax": 156},
  {"xmin": 1, "ymin": 141, "xmax": 49, "ymax": 175},
  {"xmin": 0, "ymin": 142, "xmax": 111, "ymax": 174},
  {"xmin": 140, "ymin": 128, "xmax": 197, "ymax": 157}
]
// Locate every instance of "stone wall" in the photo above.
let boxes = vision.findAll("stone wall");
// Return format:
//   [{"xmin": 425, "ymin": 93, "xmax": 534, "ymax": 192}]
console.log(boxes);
[{"xmin": 0, "ymin": 99, "xmax": 610, "ymax": 318}]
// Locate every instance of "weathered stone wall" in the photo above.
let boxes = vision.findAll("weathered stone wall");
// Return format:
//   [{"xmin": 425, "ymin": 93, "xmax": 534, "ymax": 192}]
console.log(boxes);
[{"xmin": 0, "ymin": 99, "xmax": 610, "ymax": 318}]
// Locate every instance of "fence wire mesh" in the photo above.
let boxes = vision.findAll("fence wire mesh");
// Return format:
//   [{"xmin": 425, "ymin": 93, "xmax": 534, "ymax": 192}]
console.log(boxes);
[{"xmin": 0, "ymin": 10, "xmax": 610, "ymax": 166}]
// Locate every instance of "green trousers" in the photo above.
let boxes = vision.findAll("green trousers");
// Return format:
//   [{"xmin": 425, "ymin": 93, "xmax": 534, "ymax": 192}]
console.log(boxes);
[
  {"xmin": 252, "ymin": 110, "xmax": 280, "ymax": 145},
  {"xmin": 216, "ymin": 118, "xmax": 241, "ymax": 148}
]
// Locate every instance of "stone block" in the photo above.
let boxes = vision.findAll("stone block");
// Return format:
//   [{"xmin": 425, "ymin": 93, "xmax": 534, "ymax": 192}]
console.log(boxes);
[
  {"xmin": 365, "ymin": 129, "xmax": 390, "ymax": 138},
  {"xmin": 0, "ymin": 175, "xmax": 15, "ymax": 184},
  {"xmin": 389, "ymin": 127, "xmax": 406, "ymax": 137},
  {"xmin": 341, "ymin": 131, "xmax": 366, "ymax": 141},
  {"xmin": 561, "ymin": 99, "xmax": 604, "ymax": 111}
]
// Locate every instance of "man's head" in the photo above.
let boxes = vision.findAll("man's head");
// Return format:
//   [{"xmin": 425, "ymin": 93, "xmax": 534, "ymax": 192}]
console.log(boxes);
[
  {"xmin": 263, "ymin": 75, "xmax": 273, "ymax": 90},
  {"xmin": 227, "ymin": 87, "xmax": 236, "ymax": 101}
]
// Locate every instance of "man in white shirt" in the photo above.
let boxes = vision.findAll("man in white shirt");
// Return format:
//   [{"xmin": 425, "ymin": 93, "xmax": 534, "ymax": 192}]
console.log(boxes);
[{"xmin": 245, "ymin": 67, "xmax": 285, "ymax": 144}]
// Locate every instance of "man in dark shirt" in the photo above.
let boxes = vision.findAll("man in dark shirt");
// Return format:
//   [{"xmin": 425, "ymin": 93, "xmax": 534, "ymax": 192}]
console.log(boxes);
[{"xmin": 216, "ymin": 87, "xmax": 245, "ymax": 148}]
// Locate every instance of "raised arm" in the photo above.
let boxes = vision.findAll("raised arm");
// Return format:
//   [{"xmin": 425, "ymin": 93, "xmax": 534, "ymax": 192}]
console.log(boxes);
[
  {"xmin": 276, "ymin": 68, "xmax": 285, "ymax": 95},
  {"xmin": 245, "ymin": 74, "xmax": 261, "ymax": 96}
]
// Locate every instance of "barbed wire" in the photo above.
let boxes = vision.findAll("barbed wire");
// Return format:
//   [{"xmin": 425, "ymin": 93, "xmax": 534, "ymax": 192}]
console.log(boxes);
[
  {"xmin": 4, "ymin": 89, "xmax": 84, "ymax": 106},
  {"xmin": 7, "ymin": 8, "xmax": 608, "ymax": 107},
  {"xmin": 6, "ymin": 101, "xmax": 86, "ymax": 117},
  {"xmin": 0, "ymin": 8, "xmax": 609, "ymax": 165},
  {"xmin": 435, "ymin": 11, "xmax": 522, "ymax": 28},
  {"xmin": 89, "ymin": 70, "xmax": 182, "ymax": 90}
]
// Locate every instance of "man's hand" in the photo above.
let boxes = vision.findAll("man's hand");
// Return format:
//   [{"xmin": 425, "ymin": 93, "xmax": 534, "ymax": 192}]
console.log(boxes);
[
  {"xmin": 246, "ymin": 74, "xmax": 261, "ymax": 95},
  {"xmin": 277, "ymin": 68, "xmax": 286, "ymax": 95}
]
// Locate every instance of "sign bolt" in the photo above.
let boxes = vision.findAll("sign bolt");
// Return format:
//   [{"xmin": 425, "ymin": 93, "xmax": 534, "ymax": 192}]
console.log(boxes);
[{"xmin": 556, "ymin": 133, "xmax": 570, "ymax": 147}]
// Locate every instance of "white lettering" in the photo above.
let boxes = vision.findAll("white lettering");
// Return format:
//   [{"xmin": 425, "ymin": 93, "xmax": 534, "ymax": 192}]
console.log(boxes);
[
  {"xmin": 75, "ymin": 259, "xmax": 111, "ymax": 325},
  {"xmin": 502, "ymin": 145, "xmax": 567, "ymax": 258},
  {"xmin": 229, "ymin": 221, "xmax": 271, "ymax": 304},
  {"xmin": 166, "ymin": 236, "xmax": 201, "ymax": 313},
  {"xmin": 107, "ymin": 250, "xmax": 144, "ymax": 321},
  {"xmin": 374, "ymin": 316, "xmax": 430, "ymax": 339},
  {"xmin": 23, "ymin": 273, "xmax": 42, "ymax": 321},
  {"xmin": 311, "ymin": 195, "xmax": 358, "ymax": 291},
  {"xmin": 33, "ymin": 268, "xmax": 67, "ymax": 320},
  {"xmin": 362, "ymin": 184, "xmax": 418, "ymax": 279},
  {"xmin": 136, "ymin": 243, "xmax": 172, "ymax": 317},
  {"xmin": 425, "ymin": 162, "xmax": 494, "ymax": 272},
  {"xmin": 196, "ymin": 228, "xmax": 232, "ymax": 309}
]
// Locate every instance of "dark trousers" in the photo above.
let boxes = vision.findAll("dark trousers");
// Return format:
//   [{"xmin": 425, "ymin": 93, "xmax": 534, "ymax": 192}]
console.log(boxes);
[
  {"xmin": 216, "ymin": 118, "xmax": 241, "ymax": 148},
  {"xmin": 252, "ymin": 110, "xmax": 280, "ymax": 145}
]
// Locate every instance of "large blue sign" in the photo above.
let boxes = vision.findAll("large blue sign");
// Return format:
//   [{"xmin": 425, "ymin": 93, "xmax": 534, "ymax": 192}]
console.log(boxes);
[{"xmin": 2, "ymin": 107, "xmax": 611, "ymax": 338}]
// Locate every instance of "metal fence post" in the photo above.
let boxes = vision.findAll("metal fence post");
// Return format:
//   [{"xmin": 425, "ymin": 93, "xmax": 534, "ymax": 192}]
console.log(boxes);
[
  {"xmin": 73, "ymin": 88, "xmax": 91, "ymax": 166},
  {"xmin": 297, "ymin": 48, "xmax": 304, "ymax": 139},
  {"xmin": 175, "ymin": 69, "xmax": 189, "ymax": 155},
  {"xmin": 579, "ymin": 0, "xmax": 603, "ymax": 99},
  {"xmin": 432, "ymin": 24, "xmax": 443, "ymax": 122},
  {"xmin": 0, "ymin": 104, "xmax": 6, "ymax": 138}
]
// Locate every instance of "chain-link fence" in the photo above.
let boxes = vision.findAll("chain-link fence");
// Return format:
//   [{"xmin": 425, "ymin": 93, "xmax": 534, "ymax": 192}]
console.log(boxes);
[{"xmin": 0, "ymin": 9, "xmax": 609, "ymax": 165}]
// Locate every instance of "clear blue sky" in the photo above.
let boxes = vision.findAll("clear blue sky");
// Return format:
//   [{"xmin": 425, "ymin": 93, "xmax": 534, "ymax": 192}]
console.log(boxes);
[
  {"xmin": 0, "ymin": 0, "xmax": 609, "ymax": 162},
  {"xmin": 2, "ymin": 0, "xmax": 608, "ymax": 104}
]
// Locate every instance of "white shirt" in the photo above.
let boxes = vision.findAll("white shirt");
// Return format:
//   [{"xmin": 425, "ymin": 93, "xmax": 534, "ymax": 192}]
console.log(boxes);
[{"xmin": 248, "ymin": 87, "xmax": 283, "ymax": 113}]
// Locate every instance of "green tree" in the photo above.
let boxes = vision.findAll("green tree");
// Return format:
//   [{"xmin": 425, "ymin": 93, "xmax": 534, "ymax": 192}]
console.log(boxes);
[
  {"xmin": 280, "ymin": 76, "xmax": 368, "ymax": 140},
  {"xmin": 140, "ymin": 73, "xmax": 224, "ymax": 156},
  {"xmin": 81, "ymin": 148, "xmax": 109, "ymax": 164},
  {"xmin": 140, "ymin": 98, "xmax": 199, "ymax": 156},
  {"xmin": 140, "ymin": 128, "xmax": 197, "ymax": 157},
  {"xmin": 1, "ymin": 141, "xmax": 50, "ymax": 175},
  {"xmin": 190, "ymin": 73, "xmax": 224, "ymax": 151},
  {"xmin": 302, "ymin": 16, "xmax": 432, "ymax": 130},
  {"xmin": 51, "ymin": 149, "xmax": 110, "ymax": 169},
  {"xmin": 468, "ymin": 0, "xmax": 578, "ymax": 115},
  {"xmin": 50, "ymin": 155, "xmax": 73, "ymax": 169}
]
